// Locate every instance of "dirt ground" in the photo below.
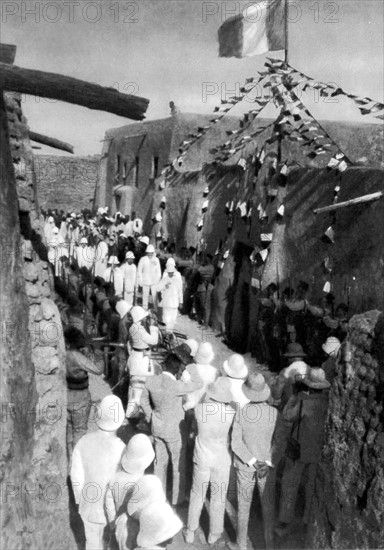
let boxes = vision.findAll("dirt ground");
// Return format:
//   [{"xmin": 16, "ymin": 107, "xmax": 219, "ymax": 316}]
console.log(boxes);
[{"xmin": 76, "ymin": 313, "xmax": 306, "ymax": 550}]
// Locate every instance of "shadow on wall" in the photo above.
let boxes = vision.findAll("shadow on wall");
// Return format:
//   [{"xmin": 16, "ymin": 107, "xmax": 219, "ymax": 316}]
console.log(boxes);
[{"xmin": 19, "ymin": 210, "xmax": 48, "ymax": 263}]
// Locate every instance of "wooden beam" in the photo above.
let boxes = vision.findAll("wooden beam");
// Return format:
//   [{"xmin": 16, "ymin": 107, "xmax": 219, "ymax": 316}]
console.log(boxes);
[
  {"xmin": 0, "ymin": 44, "xmax": 16, "ymax": 64},
  {"xmin": 313, "ymin": 191, "xmax": 383, "ymax": 215},
  {"xmin": 29, "ymin": 131, "xmax": 74, "ymax": 154},
  {"xmin": 0, "ymin": 63, "xmax": 149, "ymax": 120}
]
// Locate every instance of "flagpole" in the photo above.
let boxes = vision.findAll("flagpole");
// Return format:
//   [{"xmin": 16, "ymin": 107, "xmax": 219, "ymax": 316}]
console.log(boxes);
[{"xmin": 284, "ymin": 0, "xmax": 289, "ymax": 64}]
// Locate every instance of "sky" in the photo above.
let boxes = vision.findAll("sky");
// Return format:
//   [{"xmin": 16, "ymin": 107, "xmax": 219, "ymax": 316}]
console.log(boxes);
[{"xmin": 1, "ymin": 0, "xmax": 383, "ymax": 156}]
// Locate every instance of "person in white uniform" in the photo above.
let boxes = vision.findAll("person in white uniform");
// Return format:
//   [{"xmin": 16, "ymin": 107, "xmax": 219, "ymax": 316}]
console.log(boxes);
[
  {"xmin": 74, "ymin": 237, "xmax": 95, "ymax": 271},
  {"xmin": 121, "ymin": 251, "xmax": 137, "ymax": 307},
  {"xmin": 103, "ymin": 256, "xmax": 124, "ymax": 297},
  {"xmin": 126, "ymin": 306, "xmax": 159, "ymax": 418},
  {"xmin": 70, "ymin": 395, "xmax": 125, "ymax": 550},
  {"xmin": 157, "ymin": 258, "xmax": 183, "ymax": 332},
  {"xmin": 94, "ymin": 233, "xmax": 109, "ymax": 278},
  {"xmin": 136, "ymin": 245, "xmax": 161, "ymax": 311}
]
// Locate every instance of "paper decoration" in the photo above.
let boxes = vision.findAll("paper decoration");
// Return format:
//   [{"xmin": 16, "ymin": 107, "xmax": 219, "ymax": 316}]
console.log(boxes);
[
  {"xmin": 261, "ymin": 233, "xmax": 273, "ymax": 242},
  {"xmin": 225, "ymin": 201, "xmax": 234, "ymax": 213},
  {"xmin": 323, "ymin": 281, "xmax": 331, "ymax": 293},
  {"xmin": 258, "ymin": 249, "xmax": 269, "ymax": 262},
  {"xmin": 238, "ymin": 202, "xmax": 248, "ymax": 217},
  {"xmin": 323, "ymin": 226, "xmax": 335, "ymax": 244},
  {"xmin": 328, "ymin": 157, "xmax": 339, "ymax": 169},
  {"xmin": 259, "ymin": 208, "xmax": 268, "ymax": 220}
]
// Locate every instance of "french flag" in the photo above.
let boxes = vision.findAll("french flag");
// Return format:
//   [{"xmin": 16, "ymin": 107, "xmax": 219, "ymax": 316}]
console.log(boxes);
[{"xmin": 218, "ymin": 0, "xmax": 286, "ymax": 58}]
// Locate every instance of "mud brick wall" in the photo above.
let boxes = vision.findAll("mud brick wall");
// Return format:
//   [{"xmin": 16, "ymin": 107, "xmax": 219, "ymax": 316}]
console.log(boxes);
[
  {"xmin": 308, "ymin": 310, "xmax": 384, "ymax": 549},
  {"xmin": 34, "ymin": 154, "xmax": 100, "ymax": 212},
  {"xmin": 1, "ymin": 92, "xmax": 74, "ymax": 549}
]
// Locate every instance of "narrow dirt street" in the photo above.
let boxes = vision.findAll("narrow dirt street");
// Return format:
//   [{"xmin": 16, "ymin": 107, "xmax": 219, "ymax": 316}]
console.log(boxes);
[{"xmin": 83, "ymin": 313, "xmax": 304, "ymax": 550}]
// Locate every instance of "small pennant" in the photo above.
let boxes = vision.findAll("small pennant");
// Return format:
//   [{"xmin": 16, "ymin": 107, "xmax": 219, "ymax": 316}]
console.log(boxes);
[{"xmin": 323, "ymin": 281, "xmax": 331, "ymax": 293}]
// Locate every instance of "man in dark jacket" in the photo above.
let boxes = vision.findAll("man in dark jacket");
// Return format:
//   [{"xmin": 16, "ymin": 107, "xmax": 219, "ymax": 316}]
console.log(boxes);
[{"xmin": 276, "ymin": 368, "xmax": 330, "ymax": 535}]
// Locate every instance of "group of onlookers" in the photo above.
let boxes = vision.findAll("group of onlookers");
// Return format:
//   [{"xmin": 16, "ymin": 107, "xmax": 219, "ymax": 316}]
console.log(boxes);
[
  {"xmin": 255, "ymin": 280, "xmax": 349, "ymax": 372},
  {"xmin": 41, "ymin": 208, "xmax": 348, "ymax": 550},
  {"xmin": 68, "ymin": 329, "xmax": 338, "ymax": 550}
]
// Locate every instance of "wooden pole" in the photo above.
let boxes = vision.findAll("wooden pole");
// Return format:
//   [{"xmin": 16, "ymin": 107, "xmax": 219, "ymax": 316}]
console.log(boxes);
[
  {"xmin": 313, "ymin": 191, "xmax": 383, "ymax": 215},
  {"xmin": 284, "ymin": 0, "xmax": 289, "ymax": 64},
  {"xmin": 0, "ymin": 63, "xmax": 149, "ymax": 120},
  {"xmin": 29, "ymin": 130, "xmax": 74, "ymax": 154}
]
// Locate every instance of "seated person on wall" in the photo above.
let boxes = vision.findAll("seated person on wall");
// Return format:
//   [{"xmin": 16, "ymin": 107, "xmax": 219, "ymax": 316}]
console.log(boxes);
[
  {"xmin": 65, "ymin": 327, "xmax": 104, "ymax": 461},
  {"xmin": 65, "ymin": 293, "xmax": 85, "ymax": 333}
]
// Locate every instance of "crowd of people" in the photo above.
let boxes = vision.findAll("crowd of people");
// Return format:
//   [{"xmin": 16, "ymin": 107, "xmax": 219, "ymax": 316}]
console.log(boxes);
[{"xmin": 42, "ymin": 208, "xmax": 349, "ymax": 550}]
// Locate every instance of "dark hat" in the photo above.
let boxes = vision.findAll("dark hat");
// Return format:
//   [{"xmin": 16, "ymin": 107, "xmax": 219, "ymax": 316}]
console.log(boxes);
[
  {"xmin": 283, "ymin": 343, "xmax": 307, "ymax": 358},
  {"xmin": 173, "ymin": 343, "xmax": 193, "ymax": 366}
]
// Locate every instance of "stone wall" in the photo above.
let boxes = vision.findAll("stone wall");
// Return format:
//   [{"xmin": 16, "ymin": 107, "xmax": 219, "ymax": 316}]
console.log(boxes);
[
  {"xmin": 34, "ymin": 154, "xmax": 100, "ymax": 213},
  {"xmin": 308, "ymin": 310, "xmax": 384, "ymax": 549},
  {"xmin": 1, "ymin": 92, "xmax": 74, "ymax": 549}
]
